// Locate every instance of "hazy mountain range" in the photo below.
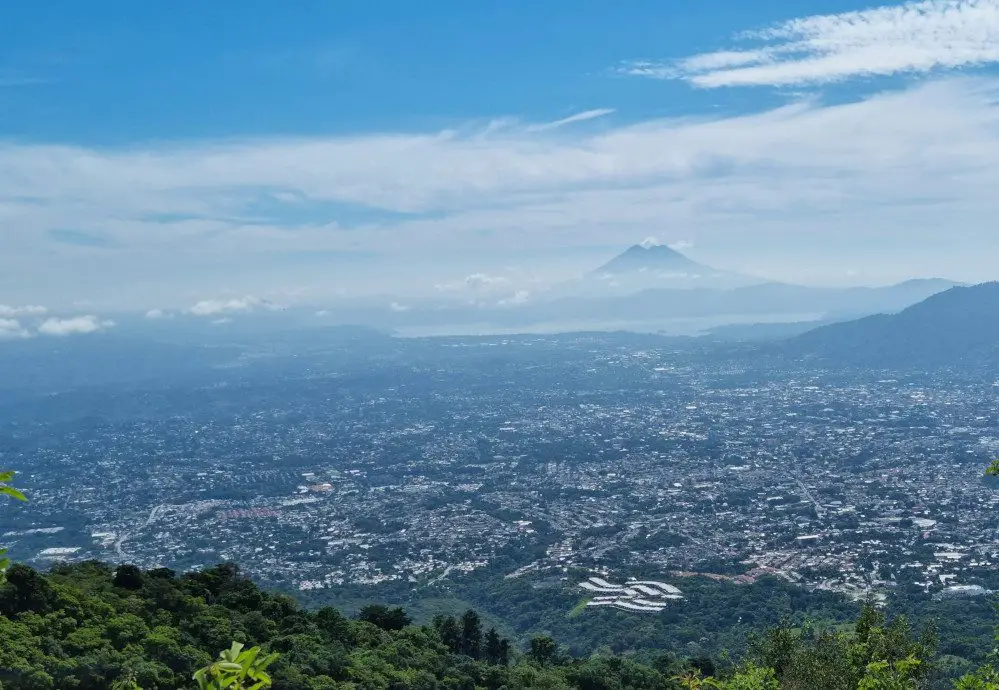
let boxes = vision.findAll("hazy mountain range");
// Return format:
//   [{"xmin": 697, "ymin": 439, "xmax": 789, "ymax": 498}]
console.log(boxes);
[
  {"xmin": 784, "ymin": 282, "xmax": 999, "ymax": 369},
  {"xmin": 564, "ymin": 241, "xmax": 761, "ymax": 296},
  {"xmin": 333, "ymin": 243, "xmax": 960, "ymax": 336}
]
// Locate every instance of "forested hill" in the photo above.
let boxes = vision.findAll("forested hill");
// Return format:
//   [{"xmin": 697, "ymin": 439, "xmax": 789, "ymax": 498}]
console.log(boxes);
[
  {"xmin": 785, "ymin": 281, "xmax": 999, "ymax": 369},
  {"xmin": 1, "ymin": 561, "xmax": 997, "ymax": 689}
]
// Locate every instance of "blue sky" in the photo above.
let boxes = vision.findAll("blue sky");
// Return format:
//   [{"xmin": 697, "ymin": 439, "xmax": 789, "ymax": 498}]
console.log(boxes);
[
  {"xmin": 1, "ymin": 0, "xmax": 845, "ymax": 142},
  {"xmin": 3, "ymin": 0, "xmax": 999, "ymax": 325}
]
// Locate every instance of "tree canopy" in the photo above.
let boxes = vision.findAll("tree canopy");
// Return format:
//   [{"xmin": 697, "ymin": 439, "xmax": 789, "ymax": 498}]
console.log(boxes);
[{"xmin": 3, "ymin": 559, "xmax": 996, "ymax": 689}]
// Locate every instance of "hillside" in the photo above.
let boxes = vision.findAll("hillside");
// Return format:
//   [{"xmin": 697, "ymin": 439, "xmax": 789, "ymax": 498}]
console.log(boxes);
[
  {"xmin": 0, "ymin": 560, "xmax": 993, "ymax": 689},
  {"xmin": 786, "ymin": 282, "xmax": 999, "ymax": 369}
]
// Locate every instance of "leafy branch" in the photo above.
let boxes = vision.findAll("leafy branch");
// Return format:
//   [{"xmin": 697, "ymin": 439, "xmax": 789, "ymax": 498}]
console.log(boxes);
[
  {"xmin": 194, "ymin": 642, "xmax": 279, "ymax": 690},
  {"xmin": 0, "ymin": 469, "xmax": 27, "ymax": 502},
  {"xmin": 0, "ymin": 469, "xmax": 27, "ymax": 581}
]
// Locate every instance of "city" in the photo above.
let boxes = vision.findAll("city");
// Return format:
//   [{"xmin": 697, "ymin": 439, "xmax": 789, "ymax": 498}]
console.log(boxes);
[{"xmin": 3, "ymin": 332, "xmax": 997, "ymax": 611}]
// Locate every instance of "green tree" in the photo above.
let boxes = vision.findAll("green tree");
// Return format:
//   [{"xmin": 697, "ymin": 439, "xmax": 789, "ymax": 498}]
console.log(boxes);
[
  {"xmin": 113, "ymin": 564, "xmax": 146, "ymax": 590},
  {"xmin": 460, "ymin": 609, "xmax": 483, "ymax": 659},
  {"xmin": 358, "ymin": 604, "xmax": 411, "ymax": 631},
  {"xmin": 110, "ymin": 671, "xmax": 143, "ymax": 690},
  {"xmin": 955, "ymin": 665, "xmax": 999, "ymax": 689},
  {"xmin": 528, "ymin": 635, "xmax": 559, "ymax": 666},
  {"xmin": 433, "ymin": 614, "xmax": 461, "ymax": 654},
  {"xmin": 722, "ymin": 664, "xmax": 780, "ymax": 690},
  {"xmin": 484, "ymin": 627, "xmax": 503, "ymax": 665},
  {"xmin": 498, "ymin": 638, "xmax": 512, "ymax": 667},
  {"xmin": 857, "ymin": 656, "xmax": 922, "ymax": 690}
]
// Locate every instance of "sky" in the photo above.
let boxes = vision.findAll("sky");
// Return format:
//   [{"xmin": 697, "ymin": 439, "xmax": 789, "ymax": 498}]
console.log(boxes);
[{"xmin": 3, "ymin": 0, "xmax": 999, "ymax": 327}]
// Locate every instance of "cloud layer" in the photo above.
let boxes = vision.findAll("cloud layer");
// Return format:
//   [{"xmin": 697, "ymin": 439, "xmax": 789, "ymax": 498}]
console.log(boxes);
[
  {"xmin": 3, "ymin": 77, "xmax": 999, "ymax": 301},
  {"xmin": 0, "ymin": 306, "xmax": 116, "ymax": 339},
  {"xmin": 188, "ymin": 296, "xmax": 275, "ymax": 317},
  {"xmin": 624, "ymin": 0, "xmax": 999, "ymax": 87},
  {"xmin": 37, "ymin": 315, "xmax": 114, "ymax": 337},
  {"xmin": 0, "ymin": 304, "xmax": 47, "ymax": 317},
  {"xmin": 0, "ymin": 318, "xmax": 30, "ymax": 340}
]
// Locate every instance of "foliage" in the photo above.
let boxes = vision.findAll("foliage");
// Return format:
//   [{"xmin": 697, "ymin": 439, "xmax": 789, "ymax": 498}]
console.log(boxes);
[
  {"xmin": 193, "ymin": 642, "xmax": 278, "ymax": 690},
  {"xmin": 748, "ymin": 605, "xmax": 936, "ymax": 690},
  {"xmin": 0, "ymin": 561, "xmax": 995, "ymax": 689},
  {"xmin": 0, "ymin": 562, "xmax": 520, "ymax": 689},
  {"xmin": 310, "ymin": 566, "xmax": 867, "ymax": 661},
  {"xmin": 0, "ymin": 470, "xmax": 27, "ymax": 504},
  {"xmin": 955, "ymin": 665, "xmax": 999, "ymax": 690},
  {"xmin": 357, "ymin": 604, "xmax": 411, "ymax": 631},
  {"xmin": 0, "ymin": 470, "xmax": 27, "ymax": 583}
]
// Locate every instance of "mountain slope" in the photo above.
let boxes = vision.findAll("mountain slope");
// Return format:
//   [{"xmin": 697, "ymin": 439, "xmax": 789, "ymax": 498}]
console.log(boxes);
[
  {"xmin": 494, "ymin": 279, "xmax": 959, "ymax": 329},
  {"xmin": 591, "ymin": 243, "xmax": 712, "ymax": 276},
  {"xmin": 785, "ymin": 282, "xmax": 999, "ymax": 368},
  {"xmin": 570, "ymin": 243, "xmax": 762, "ymax": 295}
]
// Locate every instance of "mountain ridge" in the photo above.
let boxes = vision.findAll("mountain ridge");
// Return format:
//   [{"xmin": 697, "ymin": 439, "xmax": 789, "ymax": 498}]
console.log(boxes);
[{"xmin": 785, "ymin": 281, "xmax": 999, "ymax": 368}]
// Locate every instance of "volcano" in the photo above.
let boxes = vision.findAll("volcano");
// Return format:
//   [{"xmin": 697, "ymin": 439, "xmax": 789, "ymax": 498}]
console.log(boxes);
[
  {"xmin": 591, "ymin": 242, "xmax": 714, "ymax": 277},
  {"xmin": 580, "ymin": 241, "xmax": 760, "ymax": 294}
]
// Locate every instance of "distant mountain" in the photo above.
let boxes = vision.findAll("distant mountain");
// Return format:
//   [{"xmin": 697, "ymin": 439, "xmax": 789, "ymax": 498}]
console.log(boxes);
[
  {"xmin": 591, "ymin": 243, "xmax": 713, "ymax": 276},
  {"xmin": 785, "ymin": 282, "xmax": 999, "ymax": 369},
  {"xmin": 531, "ymin": 278, "xmax": 959, "ymax": 324},
  {"xmin": 302, "ymin": 241, "xmax": 960, "ymax": 337},
  {"xmin": 566, "ymin": 243, "xmax": 762, "ymax": 296},
  {"xmin": 326, "ymin": 276, "xmax": 958, "ymax": 339}
]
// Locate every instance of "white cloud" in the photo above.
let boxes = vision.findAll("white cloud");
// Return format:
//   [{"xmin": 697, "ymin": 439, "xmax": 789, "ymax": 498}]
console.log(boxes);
[
  {"xmin": 669, "ymin": 240, "xmax": 695, "ymax": 251},
  {"xmin": 188, "ymin": 295, "xmax": 270, "ymax": 316},
  {"xmin": 436, "ymin": 273, "xmax": 513, "ymax": 293},
  {"xmin": 37, "ymin": 315, "xmax": 114, "ymax": 337},
  {"xmin": 624, "ymin": 0, "xmax": 999, "ymax": 88},
  {"xmin": 639, "ymin": 237, "xmax": 662, "ymax": 249},
  {"xmin": 463, "ymin": 273, "xmax": 509, "ymax": 290},
  {"xmin": 0, "ymin": 318, "xmax": 30, "ymax": 340},
  {"xmin": 5, "ymin": 77, "xmax": 999, "ymax": 295},
  {"xmin": 389, "ymin": 301, "xmax": 410, "ymax": 312},
  {"xmin": 145, "ymin": 308, "xmax": 172, "ymax": 319},
  {"xmin": 0, "ymin": 304, "xmax": 47, "ymax": 317},
  {"xmin": 498, "ymin": 290, "xmax": 531, "ymax": 306}
]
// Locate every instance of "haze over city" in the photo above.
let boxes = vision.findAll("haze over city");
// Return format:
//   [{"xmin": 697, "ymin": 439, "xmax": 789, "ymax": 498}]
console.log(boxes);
[{"xmin": 8, "ymin": 4, "xmax": 999, "ymax": 688}]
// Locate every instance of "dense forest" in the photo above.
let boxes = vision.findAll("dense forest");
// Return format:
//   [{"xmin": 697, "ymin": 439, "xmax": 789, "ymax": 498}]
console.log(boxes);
[
  {"xmin": 292, "ymin": 561, "xmax": 999, "ymax": 673},
  {"xmin": 1, "ymin": 560, "xmax": 998, "ymax": 689}
]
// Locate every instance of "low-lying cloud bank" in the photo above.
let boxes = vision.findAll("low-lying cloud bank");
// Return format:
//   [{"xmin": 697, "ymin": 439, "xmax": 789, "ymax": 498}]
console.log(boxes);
[{"xmin": 0, "ymin": 306, "xmax": 115, "ymax": 339}]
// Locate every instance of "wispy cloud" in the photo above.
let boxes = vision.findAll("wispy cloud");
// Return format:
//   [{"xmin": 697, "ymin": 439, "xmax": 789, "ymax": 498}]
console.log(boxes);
[
  {"xmin": 188, "ymin": 295, "xmax": 278, "ymax": 317},
  {"xmin": 4, "ymin": 77, "xmax": 999, "ymax": 299},
  {"xmin": 0, "ymin": 72, "xmax": 51, "ymax": 88},
  {"xmin": 623, "ymin": 0, "xmax": 999, "ymax": 87},
  {"xmin": 527, "ymin": 109, "xmax": 616, "ymax": 131},
  {"xmin": 0, "ymin": 304, "xmax": 47, "ymax": 317},
  {"xmin": 436, "ymin": 273, "xmax": 514, "ymax": 294},
  {"xmin": 48, "ymin": 228, "xmax": 118, "ymax": 248}
]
